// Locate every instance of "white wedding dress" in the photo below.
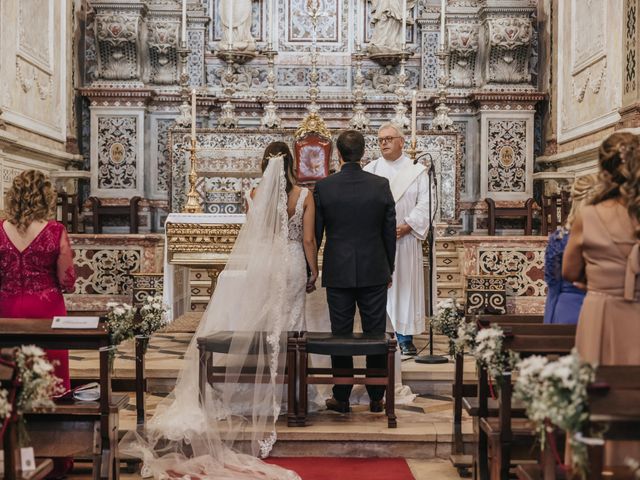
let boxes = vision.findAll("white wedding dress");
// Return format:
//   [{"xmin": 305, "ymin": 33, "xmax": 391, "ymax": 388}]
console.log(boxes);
[{"xmin": 121, "ymin": 157, "xmax": 304, "ymax": 480}]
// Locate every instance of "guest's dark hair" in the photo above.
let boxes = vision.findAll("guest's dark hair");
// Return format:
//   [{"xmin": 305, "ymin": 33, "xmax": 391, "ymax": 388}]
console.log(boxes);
[
  {"xmin": 336, "ymin": 130, "xmax": 365, "ymax": 163},
  {"xmin": 591, "ymin": 131, "xmax": 640, "ymax": 239},
  {"xmin": 262, "ymin": 141, "xmax": 296, "ymax": 193}
]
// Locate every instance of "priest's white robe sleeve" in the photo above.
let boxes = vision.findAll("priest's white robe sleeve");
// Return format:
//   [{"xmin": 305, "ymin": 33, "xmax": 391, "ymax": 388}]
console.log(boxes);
[
  {"xmin": 362, "ymin": 160, "xmax": 376, "ymax": 174},
  {"xmin": 404, "ymin": 171, "xmax": 430, "ymax": 240}
]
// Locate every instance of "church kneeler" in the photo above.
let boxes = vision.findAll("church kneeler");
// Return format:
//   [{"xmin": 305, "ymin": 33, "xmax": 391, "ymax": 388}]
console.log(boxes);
[
  {"xmin": 197, "ymin": 331, "xmax": 298, "ymax": 427},
  {"xmin": 297, "ymin": 332, "xmax": 397, "ymax": 428}
]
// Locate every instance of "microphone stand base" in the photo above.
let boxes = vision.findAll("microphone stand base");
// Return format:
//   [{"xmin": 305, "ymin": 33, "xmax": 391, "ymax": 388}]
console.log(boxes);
[{"xmin": 414, "ymin": 354, "xmax": 449, "ymax": 365}]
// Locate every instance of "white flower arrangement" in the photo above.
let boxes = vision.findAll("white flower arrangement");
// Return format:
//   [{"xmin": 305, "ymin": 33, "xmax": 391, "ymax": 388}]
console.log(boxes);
[
  {"xmin": 430, "ymin": 298, "xmax": 465, "ymax": 357},
  {"xmin": 471, "ymin": 326, "xmax": 510, "ymax": 384},
  {"xmin": 137, "ymin": 295, "xmax": 170, "ymax": 337},
  {"xmin": 453, "ymin": 320, "xmax": 477, "ymax": 356},
  {"xmin": 106, "ymin": 302, "xmax": 136, "ymax": 344},
  {"xmin": 513, "ymin": 350, "xmax": 595, "ymax": 476},
  {"xmin": 105, "ymin": 302, "xmax": 136, "ymax": 370},
  {"xmin": 0, "ymin": 388, "xmax": 11, "ymax": 422},
  {"xmin": 15, "ymin": 345, "xmax": 63, "ymax": 412},
  {"xmin": 625, "ymin": 458, "xmax": 640, "ymax": 479}
]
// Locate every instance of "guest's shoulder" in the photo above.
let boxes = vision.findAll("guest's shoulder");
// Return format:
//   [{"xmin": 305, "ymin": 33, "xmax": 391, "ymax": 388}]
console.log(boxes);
[{"xmin": 49, "ymin": 220, "xmax": 68, "ymax": 234}]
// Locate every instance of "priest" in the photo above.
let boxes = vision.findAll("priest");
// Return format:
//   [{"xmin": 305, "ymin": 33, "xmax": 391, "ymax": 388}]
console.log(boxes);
[{"xmin": 364, "ymin": 122, "xmax": 430, "ymax": 356}]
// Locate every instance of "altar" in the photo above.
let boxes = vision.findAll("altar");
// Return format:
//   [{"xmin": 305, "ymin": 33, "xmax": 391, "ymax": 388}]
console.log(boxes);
[{"xmin": 162, "ymin": 212, "xmax": 244, "ymax": 321}]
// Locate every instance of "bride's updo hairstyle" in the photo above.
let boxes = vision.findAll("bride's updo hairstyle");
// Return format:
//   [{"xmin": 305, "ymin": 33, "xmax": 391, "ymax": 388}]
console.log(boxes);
[
  {"xmin": 262, "ymin": 141, "xmax": 296, "ymax": 193},
  {"xmin": 591, "ymin": 131, "xmax": 640, "ymax": 239}
]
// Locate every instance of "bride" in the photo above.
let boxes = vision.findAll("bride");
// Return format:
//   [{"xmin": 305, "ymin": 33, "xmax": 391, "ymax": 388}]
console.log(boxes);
[{"xmin": 121, "ymin": 142, "xmax": 318, "ymax": 479}]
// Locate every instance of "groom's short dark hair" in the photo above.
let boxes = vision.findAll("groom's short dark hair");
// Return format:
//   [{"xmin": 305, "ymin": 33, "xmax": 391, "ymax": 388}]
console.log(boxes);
[{"xmin": 337, "ymin": 130, "xmax": 365, "ymax": 163}]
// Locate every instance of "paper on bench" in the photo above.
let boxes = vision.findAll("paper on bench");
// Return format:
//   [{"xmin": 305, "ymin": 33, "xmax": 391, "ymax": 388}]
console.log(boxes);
[{"xmin": 51, "ymin": 316, "xmax": 100, "ymax": 329}]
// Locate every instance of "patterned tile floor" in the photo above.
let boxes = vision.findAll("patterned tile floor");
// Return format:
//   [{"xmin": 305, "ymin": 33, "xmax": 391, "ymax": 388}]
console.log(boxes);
[{"xmin": 67, "ymin": 321, "xmax": 475, "ymax": 480}]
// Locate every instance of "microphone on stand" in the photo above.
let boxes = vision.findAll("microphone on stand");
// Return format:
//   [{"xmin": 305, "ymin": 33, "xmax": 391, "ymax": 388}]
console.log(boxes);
[{"xmin": 414, "ymin": 152, "xmax": 447, "ymax": 365}]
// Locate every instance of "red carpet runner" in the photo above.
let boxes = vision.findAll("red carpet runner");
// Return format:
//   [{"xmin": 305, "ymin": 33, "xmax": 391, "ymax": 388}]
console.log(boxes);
[{"xmin": 265, "ymin": 457, "xmax": 415, "ymax": 480}]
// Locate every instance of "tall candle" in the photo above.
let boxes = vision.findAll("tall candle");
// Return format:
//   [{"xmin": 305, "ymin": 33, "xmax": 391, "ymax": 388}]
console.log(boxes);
[
  {"xmin": 440, "ymin": 0, "xmax": 446, "ymax": 47},
  {"xmin": 191, "ymin": 89, "xmax": 196, "ymax": 141},
  {"xmin": 268, "ymin": 0, "xmax": 274, "ymax": 47},
  {"xmin": 411, "ymin": 90, "xmax": 417, "ymax": 147},
  {"xmin": 401, "ymin": 0, "xmax": 407, "ymax": 51},
  {"xmin": 227, "ymin": 0, "xmax": 233, "ymax": 50},
  {"xmin": 181, "ymin": 0, "xmax": 187, "ymax": 43}
]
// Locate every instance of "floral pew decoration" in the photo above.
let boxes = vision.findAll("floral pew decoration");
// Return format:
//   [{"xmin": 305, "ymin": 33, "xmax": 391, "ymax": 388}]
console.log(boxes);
[
  {"xmin": 430, "ymin": 298, "xmax": 513, "ymax": 395},
  {"xmin": 513, "ymin": 350, "xmax": 595, "ymax": 478},
  {"xmin": 105, "ymin": 295, "xmax": 170, "ymax": 370},
  {"xmin": 430, "ymin": 298, "xmax": 466, "ymax": 357},
  {"xmin": 0, "ymin": 346, "xmax": 62, "ymax": 476}
]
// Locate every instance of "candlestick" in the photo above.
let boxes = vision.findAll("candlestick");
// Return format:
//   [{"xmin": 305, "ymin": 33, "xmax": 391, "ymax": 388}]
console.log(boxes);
[
  {"xmin": 411, "ymin": 90, "xmax": 417, "ymax": 147},
  {"xmin": 228, "ymin": 0, "xmax": 233, "ymax": 50},
  {"xmin": 401, "ymin": 0, "xmax": 407, "ymax": 51},
  {"xmin": 268, "ymin": 0, "xmax": 274, "ymax": 48},
  {"xmin": 181, "ymin": 0, "xmax": 187, "ymax": 43},
  {"xmin": 440, "ymin": 0, "xmax": 446, "ymax": 47},
  {"xmin": 191, "ymin": 89, "xmax": 196, "ymax": 141}
]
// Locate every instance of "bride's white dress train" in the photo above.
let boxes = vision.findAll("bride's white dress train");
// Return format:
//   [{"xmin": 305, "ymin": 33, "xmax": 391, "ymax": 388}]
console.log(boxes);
[{"xmin": 120, "ymin": 157, "xmax": 306, "ymax": 480}]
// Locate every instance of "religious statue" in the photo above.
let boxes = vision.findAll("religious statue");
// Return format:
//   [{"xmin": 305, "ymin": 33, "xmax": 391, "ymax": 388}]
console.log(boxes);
[
  {"xmin": 220, "ymin": 0, "xmax": 256, "ymax": 52},
  {"xmin": 368, "ymin": 0, "xmax": 416, "ymax": 55}
]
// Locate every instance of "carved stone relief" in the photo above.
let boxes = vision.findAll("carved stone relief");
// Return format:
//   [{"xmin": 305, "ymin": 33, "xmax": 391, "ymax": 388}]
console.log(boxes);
[
  {"xmin": 95, "ymin": 12, "xmax": 143, "ymax": 80},
  {"xmin": 147, "ymin": 18, "xmax": 179, "ymax": 84},
  {"xmin": 487, "ymin": 119, "xmax": 527, "ymax": 193},
  {"xmin": 485, "ymin": 17, "xmax": 533, "ymax": 84},
  {"xmin": 571, "ymin": 0, "xmax": 606, "ymax": 72},
  {"xmin": 625, "ymin": 0, "xmax": 637, "ymax": 99},
  {"xmin": 97, "ymin": 116, "xmax": 139, "ymax": 190},
  {"xmin": 448, "ymin": 24, "xmax": 479, "ymax": 88}
]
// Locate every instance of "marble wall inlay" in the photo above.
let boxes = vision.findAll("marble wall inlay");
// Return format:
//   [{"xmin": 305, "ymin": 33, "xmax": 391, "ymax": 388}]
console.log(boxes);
[
  {"xmin": 487, "ymin": 119, "xmax": 527, "ymax": 193},
  {"xmin": 97, "ymin": 115, "xmax": 139, "ymax": 190}
]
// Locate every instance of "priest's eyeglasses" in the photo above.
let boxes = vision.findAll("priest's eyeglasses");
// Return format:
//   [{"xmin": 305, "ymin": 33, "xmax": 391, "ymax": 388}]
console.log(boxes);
[{"xmin": 378, "ymin": 136, "xmax": 401, "ymax": 144}]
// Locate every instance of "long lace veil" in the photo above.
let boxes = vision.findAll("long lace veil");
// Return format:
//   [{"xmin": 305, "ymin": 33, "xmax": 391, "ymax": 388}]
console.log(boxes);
[{"xmin": 120, "ymin": 156, "xmax": 300, "ymax": 480}]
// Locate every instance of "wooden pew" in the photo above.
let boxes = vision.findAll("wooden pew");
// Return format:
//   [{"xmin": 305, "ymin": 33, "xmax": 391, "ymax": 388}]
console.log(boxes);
[
  {"xmin": 516, "ymin": 366, "xmax": 640, "ymax": 480},
  {"xmin": 1, "ymin": 350, "xmax": 54, "ymax": 480},
  {"xmin": 67, "ymin": 309, "xmax": 147, "ymax": 426},
  {"xmin": 450, "ymin": 314, "xmax": 543, "ymax": 476},
  {"xmin": 477, "ymin": 324, "xmax": 576, "ymax": 480},
  {"xmin": 0, "ymin": 318, "xmax": 123, "ymax": 480}
]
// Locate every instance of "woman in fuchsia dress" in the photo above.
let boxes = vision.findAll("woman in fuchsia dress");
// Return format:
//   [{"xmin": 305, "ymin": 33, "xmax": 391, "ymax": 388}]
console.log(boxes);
[{"xmin": 0, "ymin": 170, "xmax": 76, "ymax": 478}]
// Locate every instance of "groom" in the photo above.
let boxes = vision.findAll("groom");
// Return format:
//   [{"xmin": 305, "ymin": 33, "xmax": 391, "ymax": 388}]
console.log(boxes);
[{"xmin": 314, "ymin": 129, "xmax": 397, "ymax": 413}]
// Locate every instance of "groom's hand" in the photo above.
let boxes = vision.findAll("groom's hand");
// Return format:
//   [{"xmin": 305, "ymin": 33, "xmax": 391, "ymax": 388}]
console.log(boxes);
[{"xmin": 396, "ymin": 223, "xmax": 412, "ymax": 239}]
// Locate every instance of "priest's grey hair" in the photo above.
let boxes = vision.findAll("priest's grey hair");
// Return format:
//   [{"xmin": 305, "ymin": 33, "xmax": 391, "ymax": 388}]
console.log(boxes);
[{"xmin": 378, "ymin": 122, "xmax": 405, "ymax": 138}]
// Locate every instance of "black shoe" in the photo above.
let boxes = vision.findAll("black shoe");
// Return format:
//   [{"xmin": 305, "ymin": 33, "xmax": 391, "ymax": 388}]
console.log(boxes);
[
  {"xmin": 369, "ymin": 399, "xmax": 384, "ymax": 413},
  {"xmin": 400, "ymin": 341, "xmax": 418, "ymax": 356},
  {"xmin": 325, "ymin": 397, "xmax": 350, "ymax": 414}
]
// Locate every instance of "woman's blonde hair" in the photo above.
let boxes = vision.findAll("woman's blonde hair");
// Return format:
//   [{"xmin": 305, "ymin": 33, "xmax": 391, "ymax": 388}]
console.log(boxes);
[
  {"xmin": 591, "ymin": 132, "xmax": 640, "ymax": 239},
  {"xmin": 4, "ymin": 170, "xmax": 56, "ymax": 232},
  {"xmin": 565, "ymin": 173, "xmax": 598, "ymax": 230}
]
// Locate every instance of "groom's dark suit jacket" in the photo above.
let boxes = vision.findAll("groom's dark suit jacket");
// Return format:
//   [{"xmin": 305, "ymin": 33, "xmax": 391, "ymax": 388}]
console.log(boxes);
[{"xmin": 314, "ymin": 162, "xmax": 396, "ymax": 288}]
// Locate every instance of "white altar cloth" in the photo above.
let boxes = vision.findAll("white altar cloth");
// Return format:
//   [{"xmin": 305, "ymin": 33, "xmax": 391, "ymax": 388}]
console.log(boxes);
[{"xmin": 163, "ymin": 213, "xmax": 245, "ymax": 322}]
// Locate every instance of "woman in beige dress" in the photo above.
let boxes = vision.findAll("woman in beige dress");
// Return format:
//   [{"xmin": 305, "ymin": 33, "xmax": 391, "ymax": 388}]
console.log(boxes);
[{"xmin": 563, "ymin": 131, "xmax": 640, "ymax": 464}]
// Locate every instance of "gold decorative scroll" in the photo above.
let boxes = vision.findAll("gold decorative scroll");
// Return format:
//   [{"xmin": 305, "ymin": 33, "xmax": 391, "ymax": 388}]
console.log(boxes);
[
  {"xmin": 166, "ymin": 223, "xmax": 242, "ymax": 255},
  {"xmin": 295, "ymin": 112, "xmax": 331, "ymax": 139}
]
